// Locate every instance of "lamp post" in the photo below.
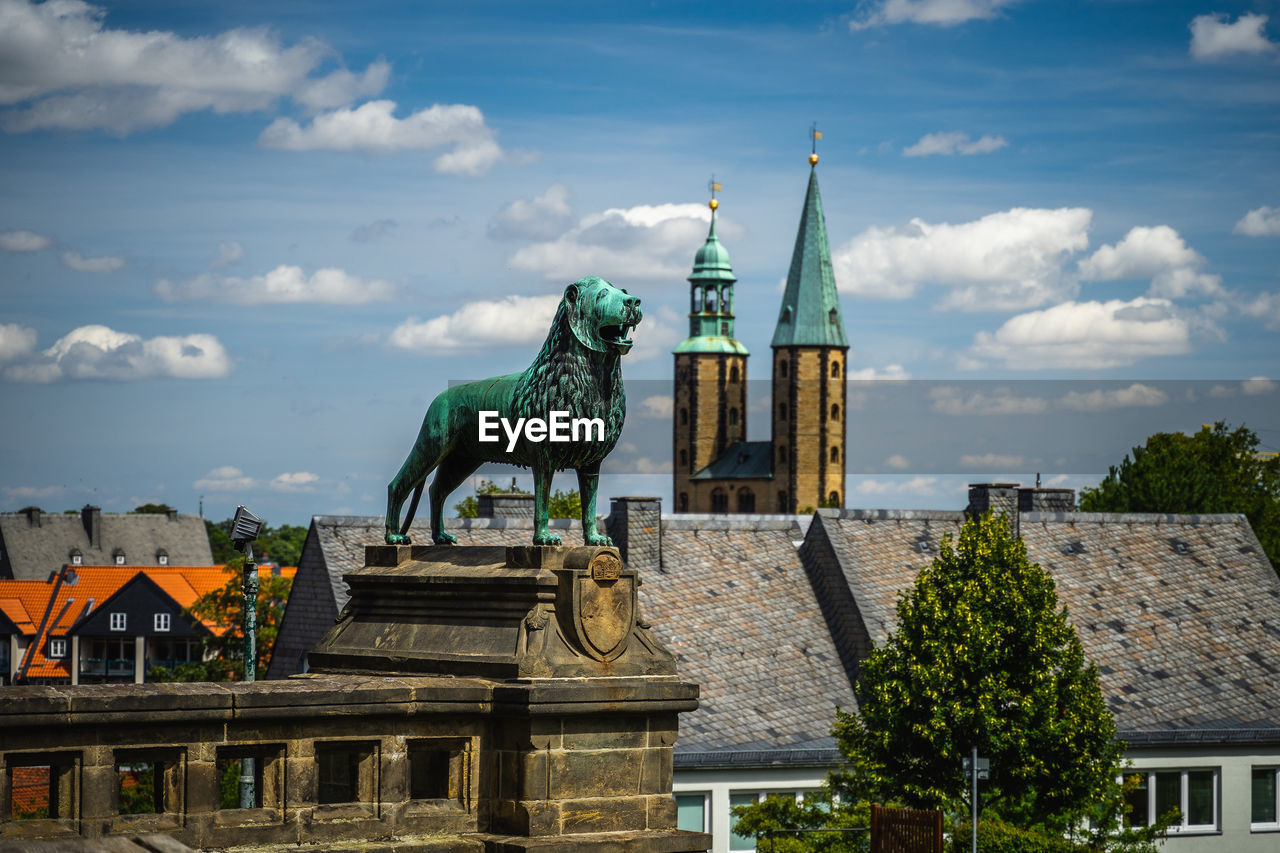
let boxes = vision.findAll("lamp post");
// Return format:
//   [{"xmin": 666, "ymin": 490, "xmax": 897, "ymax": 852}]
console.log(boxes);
[{"xmin": 230, "ymin": 505, "xmax": 263, "ymax": 809}]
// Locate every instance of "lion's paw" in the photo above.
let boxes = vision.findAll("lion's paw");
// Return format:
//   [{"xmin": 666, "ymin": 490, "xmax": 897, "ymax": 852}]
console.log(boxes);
[
  {"xmin": 585, "ymin": 533, "xmax": 613, "ymax": 546},
  {"xmin": 533, "ymin": 532, "xmax": 563, "ymax": 546},
  {"xmin": 386, "ymin": 533, "xmax": 411, "ymax": 545},
  {"xmin": 434, "ymin": 532, "xmax": 458, "ymax": 545}
]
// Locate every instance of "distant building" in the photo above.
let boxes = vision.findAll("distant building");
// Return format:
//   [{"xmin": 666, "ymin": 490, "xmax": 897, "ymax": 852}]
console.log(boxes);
[
  {"xmin": 0, "ymin": 505, "xmax": 213, "ymax": 580},
  {"xmin": 673, "ymin": 156, "xmax": 847, "ymax": 515}
]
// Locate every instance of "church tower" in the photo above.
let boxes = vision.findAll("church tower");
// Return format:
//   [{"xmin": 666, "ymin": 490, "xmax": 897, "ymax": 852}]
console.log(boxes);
[
  {"xmin": 770, "ymin": 148, "xmax": 849, "ymax": 513},
  {"xmin": 672, "ymin": 187, "xmax": 748, "ymax": 513}
]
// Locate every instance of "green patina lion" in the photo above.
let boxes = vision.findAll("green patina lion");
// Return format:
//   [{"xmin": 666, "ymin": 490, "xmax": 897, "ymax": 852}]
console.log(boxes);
[{"xmin": 386, "ymin": 276, "xmax": 642, "ymax": 546}]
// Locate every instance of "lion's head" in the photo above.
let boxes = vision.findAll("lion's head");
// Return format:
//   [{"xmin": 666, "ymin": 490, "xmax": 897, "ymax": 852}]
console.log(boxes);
[{"xmin": 562, "ymin": 276, "xmax": 642, "ymax": 356}]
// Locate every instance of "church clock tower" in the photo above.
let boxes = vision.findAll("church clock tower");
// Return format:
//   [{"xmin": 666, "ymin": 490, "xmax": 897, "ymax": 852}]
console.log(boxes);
[
  {"xmin": 770, "ymin": 148, "xmax": 849, "ymax": 513},
  {"xmin": 672, "ymin": 187, "xmax": 748, "ymax": 513}
]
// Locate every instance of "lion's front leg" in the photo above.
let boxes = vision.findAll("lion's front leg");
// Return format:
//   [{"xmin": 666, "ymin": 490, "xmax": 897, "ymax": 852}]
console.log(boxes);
[
  {"xmin": 576, "ymin": 463, "xmax": 611, "ymax": 546},
  {"xmin": 532, "ymin": 464, "xmax": 561, "ymax": 546}
]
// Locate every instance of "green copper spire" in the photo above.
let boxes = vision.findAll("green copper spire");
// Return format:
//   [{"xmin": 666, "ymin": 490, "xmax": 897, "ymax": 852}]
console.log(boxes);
[
  {"xmin": 674, "ymin": 191, "xmax": 749, "ymax": 356},
  {"xmin": 771, "ymin": 160, "xmax": 848, "ymax": 348}
]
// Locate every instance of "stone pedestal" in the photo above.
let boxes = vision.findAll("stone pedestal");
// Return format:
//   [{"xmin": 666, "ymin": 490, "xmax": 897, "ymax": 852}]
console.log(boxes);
[{"xmin": 307, "ymin": 545, "xmax": 708, "ymax": 852}]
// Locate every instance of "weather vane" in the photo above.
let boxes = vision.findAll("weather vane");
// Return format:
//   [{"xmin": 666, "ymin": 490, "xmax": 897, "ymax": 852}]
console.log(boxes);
[
  {"xmin": 708, "ymin": 175, "xmax": 722, "ymax": 210},
  {"xmin": 809, "ymin": 122, "xmax": 822, "ymax": 165}
]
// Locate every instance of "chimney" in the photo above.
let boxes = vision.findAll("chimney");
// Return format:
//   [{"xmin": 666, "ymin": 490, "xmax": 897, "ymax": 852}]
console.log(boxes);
[
  {"xmin": 606, "ymin": 497, "xmax": 662, "ymax": 572},
  {"xmin": 1017, "ymin": 487, "xmax": 1076, "ymax": 514},
  {"xmin": 166, "ymin": 509, "xmax": 179, "ymax": 521},
  {"xmin": 81, "ymin": 505, "xmax": 101, "ymax": 548},
  {"xmin": 966, "ymin": 484, "xmax": 1019, "ymax": 520},
  {"xmin": 23, "ymin": 507, "xmax": 41, "ymax": 528},
  {"xmin": 477, "ymin": 493, "xmax": 534, "ymax": 519}
]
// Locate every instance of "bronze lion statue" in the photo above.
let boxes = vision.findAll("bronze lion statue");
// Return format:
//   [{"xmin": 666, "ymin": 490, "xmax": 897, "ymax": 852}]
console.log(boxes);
[{"xmin": 386, "ymin": 275, "xmax": 641, "ymax": 546}]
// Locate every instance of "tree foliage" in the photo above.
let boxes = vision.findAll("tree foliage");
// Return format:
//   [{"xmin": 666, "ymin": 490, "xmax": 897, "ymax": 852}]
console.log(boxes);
[
  {"xmin": 452, "ymin": 479, "xmax": 581, "ymax": 519},
  {"xmin": 835, "ymin": 512, "xmax": 1123, "ymax": 830},
  {"xmin": 131, "ymin": 503, "xmax": 175, "ymax": 514},
  {"xmin": 205, "ymin": 518, "xmax": 307, "ymax": 567},
  {"xmin": 182, "ymin": 562, "xmax": 292, "ymax": 680},
  {"xmin": 1079, "ymin": 421, "xmax": 1279, "ymax": 572}
]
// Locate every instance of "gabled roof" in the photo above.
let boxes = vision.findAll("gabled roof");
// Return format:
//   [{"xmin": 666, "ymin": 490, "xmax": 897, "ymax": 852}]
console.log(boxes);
[
  {"xmin": 771, "ymin": 165, "xmax": 848, "ymax": 349},
  {"xmin": 0, "ymin": 510, "xmax": 214, "ymax": 581},
  {"xmin": 639, "ymin": 515, "xmax": 853, "ymax": 763},
  {"xmin": 690, "ymin": 441, "xmax": 774, "ymax": 480},
  {"xmin": 808, "ymin": 509, "xmax": 1280, "ymax": 735}
]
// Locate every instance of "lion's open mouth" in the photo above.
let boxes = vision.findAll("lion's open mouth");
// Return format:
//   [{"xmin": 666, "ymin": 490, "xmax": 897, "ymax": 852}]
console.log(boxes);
[{"xmin": 600, "ymin": 323, "xmax": 635, "ymax": 347}]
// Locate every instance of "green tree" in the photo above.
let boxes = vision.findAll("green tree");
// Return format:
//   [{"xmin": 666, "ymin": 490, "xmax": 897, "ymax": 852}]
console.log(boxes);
[
  {"xmin": 454, "ymin": 478, "xmax": 530, "ymax": 518},
  {"xmin": 835, "ymin": 512, "xmax": 1123, "ymax": 831},
  {"xmin": 548, "ymin": 488, "xmax": 580, "ymax": 519},
  {"xmin": 183, "ymin": 561, "xmax": 293, "ymax": 680},
  {"xmin": 131, "ymin": 503, "xmax": 175, "ymax": 514},
  {"xmin": 1080, "ymin": 422, "xmax": 1279, "ymax": 573},
  {"xmin": 205, "ymin": 518, "xmax": 307, "ymax": 566}
]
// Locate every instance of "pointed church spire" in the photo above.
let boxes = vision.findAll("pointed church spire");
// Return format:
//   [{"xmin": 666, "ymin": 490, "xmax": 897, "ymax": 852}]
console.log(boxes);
[{"xmin": 771, "ymin": 148, "xmax": 848, "ymax": 348}]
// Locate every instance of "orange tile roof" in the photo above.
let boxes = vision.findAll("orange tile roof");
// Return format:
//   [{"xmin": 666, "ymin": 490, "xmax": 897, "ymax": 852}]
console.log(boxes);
[{"xmin": 2, "ymin": 564, "xmax": 286, "ymax": 681}]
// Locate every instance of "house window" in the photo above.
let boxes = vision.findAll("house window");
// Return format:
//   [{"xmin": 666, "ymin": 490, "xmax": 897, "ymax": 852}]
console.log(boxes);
[
  {"xmin": 831, "ymin": 403, "xmax": 840, "ymax": 419},
  {"xmin": 110, "ymin": 613, "xmax": 127, "ymax": 632},
  {"xmin": 69, "ymin": 549, "xmax": 82, "ymax": 566},
  {"xmin": 829, "ymin": 491, "xmax": 840, "ymax": 506},
  {"xmin": 1124, "ymin": 769, "xmax": 1218, "ymax": 831},
  {"xmin": 728, "ymin": 792, "xmax": 760, "ymax": 850},
  {"xmin": 737, "ymin": 489, "xmax": 755, "ymax": 514},
  {"xmin": 156, "ymin": 550, "xmax": 168, "ymax": 566},
  {"xmin": 48, "ymin": 638, "xmax": 67, "ymax": 658},
  {"xmin": 1254, "ymin": 767, "xmax": 1280, "ymax": 827},
  {"xmin": 676, "ymin": 793, "xmax": 708, "ymax": 833},
  {"xmin": 831, "ymin": 362, "xmax": 840, "ymax": 378},
  {"xmin": 154, "ymin": 613, "xmax": 170, "ymax": 632},
  {"xmin": 830, "ymin": 446, "xmax": 839, "ymax": 462},
  {"xmin": 711, "ymin": 488, "xmax": 728, "ymax": 513},
  {"xmin": 112, "ymin": 549, "xmax": 126, "ymax": 565},
  {"xmin": 729, "ymin": 365, "xmax": 739, "ymax": 382}
]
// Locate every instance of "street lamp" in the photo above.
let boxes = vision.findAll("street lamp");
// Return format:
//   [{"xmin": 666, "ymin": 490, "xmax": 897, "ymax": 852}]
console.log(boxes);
[{"xmin": 230, "ymin": 505, "xmax": 262, "ymax": 809}]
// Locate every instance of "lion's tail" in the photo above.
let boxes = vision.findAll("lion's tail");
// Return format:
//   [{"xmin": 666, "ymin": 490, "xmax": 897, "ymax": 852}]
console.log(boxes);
[{"xmin": 400, "ymin": 482, "xmax": 425, "ymax": 537}]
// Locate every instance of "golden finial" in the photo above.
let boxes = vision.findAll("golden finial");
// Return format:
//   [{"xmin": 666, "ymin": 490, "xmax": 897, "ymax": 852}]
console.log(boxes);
[
  {"xmin": 809, "ymin": 122, "xmax": 822, "ymax": 165},
  {"xmin": 708, "ymin": 176, "xmax": 722, "ymax": 210}
]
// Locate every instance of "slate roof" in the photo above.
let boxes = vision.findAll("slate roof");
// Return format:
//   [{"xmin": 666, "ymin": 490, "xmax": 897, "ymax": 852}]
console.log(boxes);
[
  {"xmin": 0, "ymin": 510, "xmax": 213, "ymax": 580},
  {"xmin": 638, "ymin": 515, "xmax": 855, "ymax": 766},
  {"xmin": 808, "ymin": 509, "xmax": 1280, "ymax": 737},
  {"xmin": 690, "ymin": 441, "xmax": 774, "ymax": 480}
]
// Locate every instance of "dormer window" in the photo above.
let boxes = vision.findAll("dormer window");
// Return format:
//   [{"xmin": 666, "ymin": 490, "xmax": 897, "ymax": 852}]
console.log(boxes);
[
  {"xmin": 48, "ymin": 638, "xmax": 66, "ymax": 658},
  {"xmin": 112, "ymin": 548, "xmax": 126, "ymax": 566},
  {"xmin": 156, "ymin": 549, "xmax": 169, "ymax": 566},
  {"xmin": 829, "ymin": 307, "xmax": 839, "ymax": 324},
  {"xmin": 69, "ymin": 549, "xmax": 83, "ymax": 566}
]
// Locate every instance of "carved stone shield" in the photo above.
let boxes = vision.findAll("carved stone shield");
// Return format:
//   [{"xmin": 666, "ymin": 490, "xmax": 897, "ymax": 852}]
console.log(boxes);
[{"xmin": 575, "ymin": 553, "xmax": 635, "ymax": 660}]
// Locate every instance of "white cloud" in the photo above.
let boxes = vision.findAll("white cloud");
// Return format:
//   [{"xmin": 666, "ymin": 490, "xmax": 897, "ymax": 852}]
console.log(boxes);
[
  {"xmin": 258, "ymin": 100, "xmax": 505, "ymax": 175},
  {"xmin": 61, "ymin": 250, "xmax": 124, "ymax": 272},
  {"xmin": 633, "ymin": 457, "xmax": 673, "ymax": 475},
  {"xmin": 1058, "ymin": 383, "xmax": 1169, "ymax": 411},
  {"xmin": 194, "ymin": 466, "xmax": 255, "ymax": 492},
  {"xmin": 1078, "ymin": 225, "xmax": 1221, "ymax": 299},
  {"xmin": 270, "ymin": 471, "xmax": 319, "ymax": 492},
  {"xmin": 3, "ymin": 484, "xmax": 65, "ymax": 500},
  {"xmin": 508, "ymin": 202, "xmax": 727, "ymax": 284},
  {"xmin": 1189, "ymin": 13, "xmax": 1277, "ymax": 61},
  {"xmin": 0, "ymin": 229, "xmax": 51, "ymax": 251},
  {"xmin": 0, "ymin": 0, "xmax": 391, "ymax": 134},
  {"xmin": 847, "ymin": 364, "xmax": 909, "ymax": 380},
  {"xmin": 851, "ymin": 476, "xmax": 940, "ymax": 495},
  {"xmin": 1243, "ymin": 377, "xmax": 1276, "ymax": 396},
  {"xmin": 154, "ymin": 264, "xmax": 393, "ymax": 304},
  {"xmin": 489, "ymin": 185, "xmax": 576, "ymax": 241},
  {"xmin": 959, "ymin": 453, "xmax": 1024, "ymax": 468},
  {"xmin": 850, "ymin": 0, "xmax": 1019, "ymax": 30},
  {"xmin": 389, "ymin": 294, "xmax": 561, "ymax": 352},
  {"xmin": 1234, "ymin": 206, "xmax": 1280, "ymax": 237},
  {"xmin": 884, "ymin": 454, "xmax": 911, "ymax": 470},
  {"xmin": 929, "ymin": 386, "xmax": 1048, "ymax": 416},
  {"xmin": 212, "ymin": 240, "xmax": 243, "ymax": 268},
  {"xmin": 0, "ymin": 323, "xmax": 37, "ymax": 362},
  {"xmin": 967, "ymin": 298, "xmax": 1192, "ymax": 369},
  {"xmin": 831, "ymin": 207, "xmax": 1091, "ymax": 310},
  {"xmin": 903, "ymin": 131, "xmax": 1007, "ymax": 157},
  {"xmin": 2, "ymin": 324, "xmax": 230, "ymax": 382},
  {"xmin": 349, "ymin": 219, "xmax": 397, "ymax": 243},
  {"xmin": 638, "ymin": 395, "xmax": 674, "ymax": 418},
  {"xmin": 1227, "ymin": 291, "xmax": 1280, "ymax": 330}
]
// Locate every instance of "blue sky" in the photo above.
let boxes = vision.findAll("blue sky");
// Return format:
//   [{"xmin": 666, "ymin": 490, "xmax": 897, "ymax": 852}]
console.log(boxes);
[{"xmin": 1, "ymin": 0, "xmax": 1278, "ymax": 527}]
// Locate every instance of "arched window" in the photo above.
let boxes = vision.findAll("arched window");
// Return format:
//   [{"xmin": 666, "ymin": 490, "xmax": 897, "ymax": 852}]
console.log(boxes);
[
  {"xmin": 711, "ymin": 488, "xmax": 728, "ymax": 513},
  {"xmin": 679, "ymin": 493, "xmax": 688, "ymax": 512},
  {"xmin": 729, "ymin": 408, "xmax": 738, "ymax": 426},
  {"xmin": 679, "ymin": 449, "xmax": 688, "ymax": 468},
  {"xmin": 828, "ymin": 491, "xmax": 840, "ymax": 506},
  {"xmin": 778, "ymin": 403, "xmax": 788, "ymax": 421},
  {"xmin": 777, "ymin": 491, "xmax": 788, "ymax": 513},
  {"xmin": 831, "ymin": 362, "xmax": 840, "ymax": 378},
  {"xmin": 831, "ymin": 404, "xmax": 839, "ymax": 420},
  {"xmin": 729, "ymin": 365, "xmax": 739, "ymax": 382},
  {"xmin": 779, "ymin": 360, "xmax": 788, "ymax": 377},
  {"xmin": 680, "ymin": 408, "xmax": 688, "ymax": 426},
  {"xmin": 737, "ymin": 489, "xmax": 756, "ymax": 514},
  {"xmin": 778, "ymin": 445, "xmax": 788, "ymax": 464},
  {"xmin": 830, "ymin": 446, "xmax": 839, "ymax": 462}
]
